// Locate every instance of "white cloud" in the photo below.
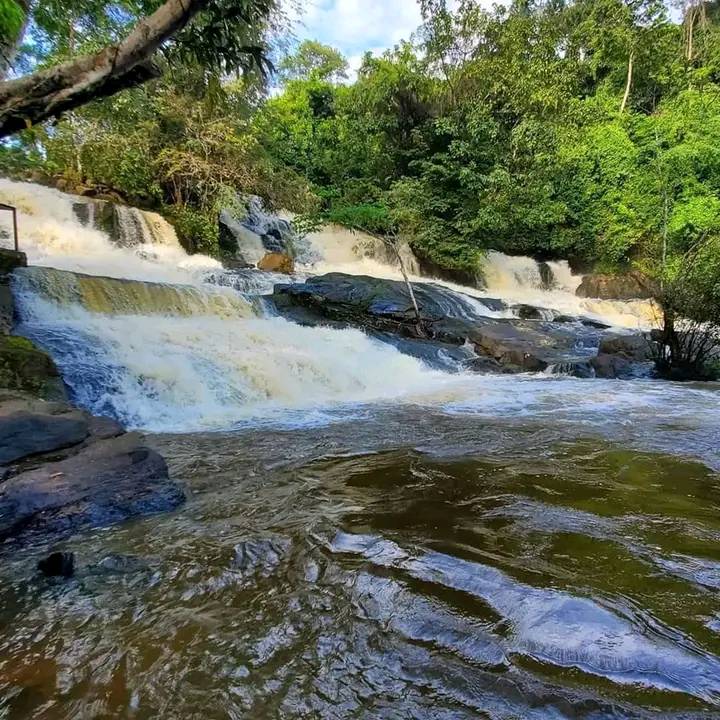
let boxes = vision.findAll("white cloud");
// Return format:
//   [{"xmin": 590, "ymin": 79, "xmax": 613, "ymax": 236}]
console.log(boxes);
[{"xmin": 289, "ymin": 0, "xmax": 424, "ymax": 65}]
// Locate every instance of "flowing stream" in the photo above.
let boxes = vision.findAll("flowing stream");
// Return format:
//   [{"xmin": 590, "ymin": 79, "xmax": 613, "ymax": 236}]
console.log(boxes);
[{"xmin": 1, "ymin": 179, "xmax": 720, "ymax": 718}]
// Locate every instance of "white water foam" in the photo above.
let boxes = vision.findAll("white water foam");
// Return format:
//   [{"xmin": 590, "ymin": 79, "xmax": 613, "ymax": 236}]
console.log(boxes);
[
  {"xmin": 300, "ymin": 228, "xmax": 656, "ymax": 330},
  {"xmin": 0, "ymin": 179, "xmax": 221, "ymax": 284}
]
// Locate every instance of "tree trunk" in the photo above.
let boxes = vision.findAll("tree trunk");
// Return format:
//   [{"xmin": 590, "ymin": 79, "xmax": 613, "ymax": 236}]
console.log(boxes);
[
  {"xmin": 0, "ymin": 0, "xmax": 211, "ymax": 139},
  {"xmin": 384, "ymin": 233, "xmax": 425, "ymax": 336},
  {"xmin": 619, "ymin": 48, "xmax": 634, "ymax": 113}
]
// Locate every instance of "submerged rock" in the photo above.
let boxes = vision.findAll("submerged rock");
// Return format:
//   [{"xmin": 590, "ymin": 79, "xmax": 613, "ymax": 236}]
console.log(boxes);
[{"xmin": 38, "ymin": 551, "xmax": 75, "ymax": 578}]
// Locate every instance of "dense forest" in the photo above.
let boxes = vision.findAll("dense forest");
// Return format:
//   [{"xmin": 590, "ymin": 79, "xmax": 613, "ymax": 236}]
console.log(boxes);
[{"xmin": 1, "ymin": 0, "xmax": 720, "ymax": 374}]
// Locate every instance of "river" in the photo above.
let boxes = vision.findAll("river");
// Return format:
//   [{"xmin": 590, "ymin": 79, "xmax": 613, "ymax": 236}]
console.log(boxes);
[{"xmin": 1, "ymin": 179, "xmax": 719, "ymax": 718}]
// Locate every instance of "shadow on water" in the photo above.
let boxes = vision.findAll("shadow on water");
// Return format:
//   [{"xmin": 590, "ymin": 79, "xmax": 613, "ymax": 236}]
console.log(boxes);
[{"xmin": 1, "ymin": 409, "xmax": 720, "ymax": 719}]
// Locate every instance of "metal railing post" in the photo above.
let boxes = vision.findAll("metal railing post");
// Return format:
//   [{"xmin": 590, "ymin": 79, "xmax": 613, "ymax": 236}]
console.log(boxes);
[{"xmin": 0, "ymin": 203, "xmax": 18, "ymax": 251}]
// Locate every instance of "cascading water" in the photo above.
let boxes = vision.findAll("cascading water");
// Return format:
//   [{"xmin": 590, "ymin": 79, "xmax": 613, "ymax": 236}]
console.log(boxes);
[
  {"xmin": 3, "ymin": 179, "xmax": 449, "ymax": 431},
  {"xmin": 300, "ymin": 228, "xmax": 656, "ymax": 329},
  {"xmin": 0, "ymin": 177, "xmax": 663, "ymax": 432}
]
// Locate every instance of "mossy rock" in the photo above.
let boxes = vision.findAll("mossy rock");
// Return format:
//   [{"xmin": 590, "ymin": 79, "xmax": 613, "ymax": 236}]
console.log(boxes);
[
  {"xmin": 0, "ymin": 336, "xmax": 67, "ymax": 400},
  {"xmin": 0, "ymin": 249, "xmax": 27, "ymax": 274}
]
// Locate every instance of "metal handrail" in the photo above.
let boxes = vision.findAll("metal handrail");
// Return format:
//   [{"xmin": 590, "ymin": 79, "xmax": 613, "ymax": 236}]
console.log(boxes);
[{"xmin": 0, "ymin": 203, "xmax": 18, "ymax": 251}]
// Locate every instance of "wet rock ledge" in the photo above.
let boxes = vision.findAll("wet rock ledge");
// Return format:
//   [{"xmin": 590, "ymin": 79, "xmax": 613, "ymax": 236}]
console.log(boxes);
[
  {"xmin": 0, "ymin": 390, "xmax": 184, "ymax": 542},
  {"xmin": 0, "ymin": 248, "xmax": 184, "ymax": 543}
]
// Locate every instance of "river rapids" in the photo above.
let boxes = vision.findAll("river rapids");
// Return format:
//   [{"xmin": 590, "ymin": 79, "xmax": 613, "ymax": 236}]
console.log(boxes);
[{"xmin": 0, "ymin": 179, "xmax": 719, "ymax": 718}]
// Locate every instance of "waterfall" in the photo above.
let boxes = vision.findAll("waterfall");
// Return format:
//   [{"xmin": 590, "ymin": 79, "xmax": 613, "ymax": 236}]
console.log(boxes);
[
  {"xmin": 299, "ymin": 224, "xmax": 421, "ymax": 278},
  {"xmin": 299, "ymin": 226, "xmax": 654, "ymax": 329},
  {"xmin": 14, "ymin": 267, "xmax": 257, "ymax": 319},
  {"xmin": 13, "ymin": 270, "xmax": 440, "ymax": 432},
  {"xmin": 0, "ymin": 179, "xmax": 221, "ymax": 284},
  {"xmin": 0, "ymin": 178, "xmax": 659, "ymax": 431},
  {"xmin": 3, "ymin": 179, "xmax": 443, "ymax": 431}
]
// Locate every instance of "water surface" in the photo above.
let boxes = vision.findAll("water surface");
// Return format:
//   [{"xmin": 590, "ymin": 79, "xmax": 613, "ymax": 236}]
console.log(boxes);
[{"xmin": 2, "ymin": 406, "xmax": 720, "ymax": 718}]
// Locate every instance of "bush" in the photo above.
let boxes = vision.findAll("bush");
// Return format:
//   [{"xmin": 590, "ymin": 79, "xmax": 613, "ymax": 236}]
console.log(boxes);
[
  {"xmin": 327, "ymin": 202, "xmax": 392, "ymax": 235},
  {"xmin": 653, "ymin": 237, "xmax": 720, "ymax": 380},
  {"xmin": 165, "ymin": 206, "xmax": 219, "ymax": 256}
]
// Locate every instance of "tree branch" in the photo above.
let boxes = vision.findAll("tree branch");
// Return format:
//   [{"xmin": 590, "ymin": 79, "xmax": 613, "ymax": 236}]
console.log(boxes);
[{"xmin": 0, "ymin": 0, "xmax": 211, "ymax": 139}]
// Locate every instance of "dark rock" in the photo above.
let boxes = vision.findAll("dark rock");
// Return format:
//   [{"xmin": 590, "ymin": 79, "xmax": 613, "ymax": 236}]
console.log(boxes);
[
  {"xmin": 374, "ymin": 332, "xmax": 477, "ymax": 371},
  {"xmin": 468, "ymin": 321, "xmax": 576, "ymax": 372},
  {"xmin": 0, "ymin": 432, "xmax": 184, "ymax": 541},
  {"xmin": 475, "ymin": 296, "xmax": 507, "ymax": 312},
  {"xmin": 579, "ymin": 317, "xmax": 612, "ymax": 330},
  {"xmin": 0, "ymin": 410, "xmax": 89, "ymax": 465},
  {"xmin": 538, "ymin": 261, "xmax": 555, "ymax": 290},
  {"xmin": 0, "ymin": 335, "xmax": 67, "ymax": 399},
  {"xmin": 512, "ymin": 304, "xmax": 545, "ymax": 320},
  {"xmin": 274, "ymin": 273, "xmax": 502, "ymax": 329},
  {"xmin": 414, "ymin": 254, "xmax": 483, "ymax": 288},
  {"xmin": 241, "ymin": 196, "xmax": 295, "ymax": 253},
  {"xmin": 219, "ymin": 196, "xmax": 297, "ymax": 266},
  {"xmin": 463, "ymin": 355, "xmax": 515, "ymax": 374},
  {"xmin": 222, "ymin": 257, "xmax": 254, "ymax": 271},
  {"xmin": 218, "ymin": 209, "xmax": 266, "ymax": 265},
  {"xmin": 553, "ymin": 314, "xmax": 612, "ymax": 330},
  {"xmin": 38, "ymin": 551, "xmax": 74, "ymax": 578},
  {"xmin": 598, "ymin": 333, "xmax": 654, "ymax": 361},
  {"xmin": 272, "ymin": 273, "xmax": 594, "ymax": 373},
  {"xmin": 576, "ymin": 271, "xmax": 656, "ymax": 300},
  {"xmin": 0, "ymin": 249, "xmax": 27, "ymax": 275},
  {"xmin": 72, "ymin": 201, "xmax": 92, "ymax": 227},
  {"xmin": 87, "ymin": 414, "xmax": 124, "ymax": 441},
  {"xmin": 589, "ymin": 353, "xmax": 647, "ymax": 379},
  {"xmin": 0, "ymin": 278, "xmax": 13, "ymax": 335},
  {"xmin": 546, "ymin": 360, "xmax": 595, "ymax": 378}
]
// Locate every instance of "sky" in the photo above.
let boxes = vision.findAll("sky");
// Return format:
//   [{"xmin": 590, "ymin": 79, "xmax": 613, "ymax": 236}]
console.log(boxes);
[{"xmin": 289, "ymin": 0, "xmax": 427, "ymax": 78}]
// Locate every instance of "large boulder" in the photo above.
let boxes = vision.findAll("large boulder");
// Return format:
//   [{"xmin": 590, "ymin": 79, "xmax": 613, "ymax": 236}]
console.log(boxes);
[
  {"xmin": 576, "ymin": 271, "xmax": 656, "ymax": 300},
  {"xmin": 271, "ymin": 273, "xmax": 594, "ymax": 373},
  {"xmin": 242, "ymin": 196, "xmax": 295, "ymax": 252},
  {"xmin": 0, "ymin": 432, "xmax": 182, "ymax": 541},
  {"xmin": 218, "ymin": 209, "xmax": 266, "ymax": 265},
  {"xmin": 0, "ymin": 410, "xmax": 89, "ymax": 465},
  {"xmin": 219, "ymin": 196, "xmax": 297, "ymax": 269},
  {"xmin": 598, "ymin": 333, "xmax": 655, "ymax": 361},
  {"xmin": 590, "ymin": 353, "xmax": 653, "ymax": 379},
  {"xmin": 0, "ymin": 392, "xmax": 183, "ymax": 542}
]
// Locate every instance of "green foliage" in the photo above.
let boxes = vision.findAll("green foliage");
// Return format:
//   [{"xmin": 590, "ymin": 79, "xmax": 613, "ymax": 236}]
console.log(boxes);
[
  {"xmin": 6, "ymin": 0, "xmax": 720, "ymax": 297},
  {"xmin": 166, "ymin": 205, "xmax": 219, "ymax": 255},
  {"xmin": 279, "ymin": 40, "xmax": 348, "ymax": 83},
  {"xmin": 0, "ymin": 0, "xmax": 24, "ymax": 42},
  {"xmin": 327, "ymin": 203, "xmax": 391, "ymax": 235}
]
